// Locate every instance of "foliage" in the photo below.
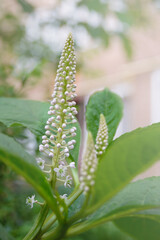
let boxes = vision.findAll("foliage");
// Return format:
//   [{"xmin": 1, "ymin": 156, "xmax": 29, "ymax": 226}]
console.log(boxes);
[
  {"xmin": 86, "ymin": 88, "xmax": 123, "ymax": 144},
  {"xmin": 1, "ymin": 34, "xmax": 160, "ymax": 240}
]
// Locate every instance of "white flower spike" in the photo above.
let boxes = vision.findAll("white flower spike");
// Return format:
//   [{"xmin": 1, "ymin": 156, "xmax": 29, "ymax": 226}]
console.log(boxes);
[
  {"xmin": 95, "ymin": 114, "xmax": 108, "ymax": 156},
  {"xmin": 80, "ymin": 132, "xmax": 98, "ymax": 194},
  {"xmin": 37, "ymin": 33, "xmax": 78, "ymax": 193}
]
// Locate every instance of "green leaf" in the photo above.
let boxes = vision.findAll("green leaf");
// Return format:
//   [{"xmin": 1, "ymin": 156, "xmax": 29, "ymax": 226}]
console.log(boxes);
[
  {"xmin": 86, "ymin": 88, "xmax": 123, "ymax": 144},
  {"xmin": 0, "ymin": 98, "xmax": 81, "ymax": 162},
  {"xmin": 90, "ymin": 123, "xmax": 160, "ymax": 209},
  {"xmin": 68, "ymin": 222, "xmax": 133, "ymax": 240},
  {"xmin": 0, "ymin": 98, "xmax": 49, "ymax": 135},
  {"xmin": 114, "ymin": 216, "xmax": 160, "ymax": 240},
  {"xmin": 85, "ymin": 177, "xmax": 160, "ymax": 226},
  {"xmin": 68, "ymin": 177, "xmax": 160, "ymax": 235},
  {"xmin": 0, "ymin": 133, "xmax": 61, "ymax": 219},
  {"xmin": 114, "ymin": 207, "xmax": 160, "ymax": 240}
]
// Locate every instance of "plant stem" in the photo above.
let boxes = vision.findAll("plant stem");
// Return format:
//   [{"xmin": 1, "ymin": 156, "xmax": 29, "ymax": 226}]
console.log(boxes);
[
  {"xmin": 67, "ymin": 193, "xmax": 90, "ymax": 225},
  {"xmin": 41, "ymin": 214, "xmax": 57, "ymax": 234},
  {"xmin": 66, "ymin": 186, "xmax": 82, "ymax": 206},
  {"xmin": 23, "ymin": 204, "xmax": 49, "ymax": 240},
  {"xmin": 40, "ymin": 187, "xmax": 83, "ymax": 239},
  {"xmin": 43, "ymin": 223, "xmax": 69, "ymax": 240}
]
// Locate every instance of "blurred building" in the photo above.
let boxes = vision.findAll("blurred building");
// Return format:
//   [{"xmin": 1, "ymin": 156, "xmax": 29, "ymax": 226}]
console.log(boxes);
[
  {"xmin": 23, "ymin": 1, "xmax": 160, "ymax": 137},
  {"xmin": 76, "ymin": 5, "xmax": 160, "ymax": 179},
  {"xmin": 77, "ymin": 7, "xmax": 160, "ymax": 136}
]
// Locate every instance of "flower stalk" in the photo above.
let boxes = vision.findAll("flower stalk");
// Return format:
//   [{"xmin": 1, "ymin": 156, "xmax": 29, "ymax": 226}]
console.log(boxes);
[
  {"xmin": 37, "ymin": 33, "xmax": 78, "ymax": 195},
  {"xmin": 26, "ymin": 33, "xmax": 78, "ymax": 210}
]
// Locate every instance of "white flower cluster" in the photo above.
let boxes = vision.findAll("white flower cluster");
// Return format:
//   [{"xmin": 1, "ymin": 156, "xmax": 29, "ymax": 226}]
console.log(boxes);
[
  {"xmin": 79, "ymin": 132, "xmax": 98, "ymax": 194},
  {"xmin": 95, "ymin": 114, "xmax": 108, "ymax": 156},
  {"xmin": 38, "ymin": 33, "xmax": 77, "ymax": 189},
  {"xmin": 79, "ymin": 115, "xmax": 108, "ymax": 195},
  {"xmin": 26, "ymin": 34, "xmax": 78, "ymax": 210},
  {"xmin": 26, "ymin": 33, "xmax": 78, "ymax": 208}
]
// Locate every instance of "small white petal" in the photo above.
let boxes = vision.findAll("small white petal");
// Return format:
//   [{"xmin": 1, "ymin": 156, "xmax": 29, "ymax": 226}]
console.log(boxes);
[{"xmin": 69, "ymin": 162, "xmax": 75, "ymax": 168}]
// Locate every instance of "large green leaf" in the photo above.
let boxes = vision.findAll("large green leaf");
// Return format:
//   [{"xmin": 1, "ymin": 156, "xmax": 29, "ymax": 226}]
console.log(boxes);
[
  {"xmin": 114, "ymin": 207, "xmax": 160, "ymax": 240},
  {"xmin": 68, "ymin": 177, "xmax": 160, "ymax": 235},
  {"xmin": 68, "ymin": 222, "xmax": 133, "ymax": 240},
  {"xmin": 0, "ymin": 97, "xmax": 81, "ymax": 162},
  {"xmin": 85, "ymin": 177, "xmax": 160, "ymax": 226},
  {"xmin": 114, "ymin": 216, "xmax": 160, "ymax": 240},
  {"xmin": 86, "ymin": 88, "xmax": 123, "ymax": 144},
  {"xmin": 0, "ymin": 133, "xmax": 61, "ymax": 219},
  {"xmin": 0, "ymin": 98, "xmax": 48, "ymax": 135},
  {"xmin": 90, "ymin": 123, "xmax": 160, "ymax": 209}
]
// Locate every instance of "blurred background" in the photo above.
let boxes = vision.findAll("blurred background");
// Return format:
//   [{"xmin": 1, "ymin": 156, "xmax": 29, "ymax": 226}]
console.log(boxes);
[{"xmin": 1, "ymin": 0, "xmax": 160, "ymax": 239}]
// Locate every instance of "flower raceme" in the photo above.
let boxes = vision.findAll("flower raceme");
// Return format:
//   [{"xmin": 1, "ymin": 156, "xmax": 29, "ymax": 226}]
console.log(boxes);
[
  {"xmin": 26, "ymin": 34, "xmax": 109, "ymax": 209},
  {"xmin": 79, "ymin": 115, "xmax": 108, "ymax": 194},
  {"xmin": 27, "ymin": 33, "xmax": 78, "ymax": 208},
  {"xmin": 95, "ymin": 114, "xmax": 108, "ymax": 156},
  {"xmin": 80, "ymin": 132, "xmax": 98, "ymax": 194}
]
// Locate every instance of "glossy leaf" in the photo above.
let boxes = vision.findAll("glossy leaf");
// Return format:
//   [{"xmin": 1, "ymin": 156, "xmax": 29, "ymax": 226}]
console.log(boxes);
[
  {"xmin": 114, "ymin": 216, "xmax": 160, "ymax": 240},
  {"xmin": 0, "ymin": 133, "xmax": 61, "ymax": 219},
  {"xmin": 0, "ymin": 98, "xmax": 81, "ymax": 162},
  {"xmin": 86, "ymin": 88, "xmax": 123, "ymax": 144},
  {"xmin": 68, "ymin": 222, "xmax": 133, "ymax": 240},
  {"xmin": 68, "ymin": 177, "xmax": 160, "ymax": 236},
  {"xmin": 86, "ymin": 177, "xmax": 160, "ymax": 225},
  {"xmin": 90, "ymin": 123, "xmax": 160, "ymax": 209}
]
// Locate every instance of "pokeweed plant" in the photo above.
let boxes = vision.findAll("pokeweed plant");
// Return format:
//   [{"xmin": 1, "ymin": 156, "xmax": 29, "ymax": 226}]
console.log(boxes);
[{"xmin": 1, "ymin": 34, "xmax": 160, "ymax": 240}]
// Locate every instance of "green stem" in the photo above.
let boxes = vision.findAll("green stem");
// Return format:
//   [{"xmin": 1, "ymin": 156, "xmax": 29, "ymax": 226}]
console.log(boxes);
[
  {"xmin": 42, "ymin": 223, "xmax": 68, "ymax": 240},
  {"xmin": 40, "ymin": 187, "xmax": 83, "ymax": 239},
  {"xmin": 41, "ymin": 214, "xmax": 57, "ymax": 234},
  {"xmin": 42, "ymin": 187, "xmax": 82, "ymax": 232},
  {"xmin": 66, "ymin": 186, "xmax": 82, "ymax": 206},
  {"xmin": 67, "ymin": 193, "xmax": 90, "ymax": 225},
  {"xmin": 23, "ymin": 204, "xmax": 49, "ymax": 240}
]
